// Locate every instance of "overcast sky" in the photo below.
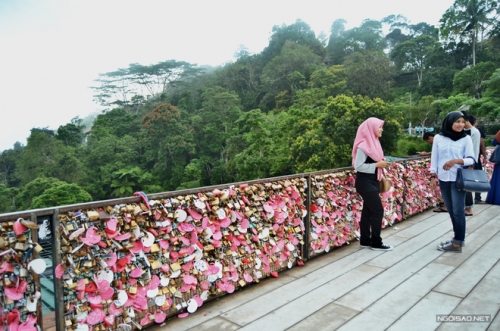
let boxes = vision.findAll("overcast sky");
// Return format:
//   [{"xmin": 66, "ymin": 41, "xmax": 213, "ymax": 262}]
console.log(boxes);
[{"xmin": 0, "ymin": 0, "xmax": 455, "ymax": 152}]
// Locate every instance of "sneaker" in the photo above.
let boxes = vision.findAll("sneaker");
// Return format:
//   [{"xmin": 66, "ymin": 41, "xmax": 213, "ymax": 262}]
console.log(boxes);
[
  {"xmin": 360, "ymin": 244, "xmax": 370, "ymax": 249},
  {"xmin": 439, "ymin": 240, "xmax": 465, "ymax": 247},
  {"xmin": 437, "ymin": 242, "xmax": 462, "ymax": 253},
  {"xmin": 371, "ymin": 244, "xmax": 393, "ymax": 251}
]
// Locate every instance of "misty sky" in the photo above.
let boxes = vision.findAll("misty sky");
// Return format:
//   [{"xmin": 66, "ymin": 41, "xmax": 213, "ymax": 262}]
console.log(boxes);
[{"xmin": 0, "ymin": 0, "xmax": 455, "ymax": 152}]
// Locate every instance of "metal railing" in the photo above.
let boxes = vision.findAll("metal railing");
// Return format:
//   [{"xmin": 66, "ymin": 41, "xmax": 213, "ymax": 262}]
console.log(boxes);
[{"xmin": 1, "ymin": 157, "xmax": 443, "ymax": 331}]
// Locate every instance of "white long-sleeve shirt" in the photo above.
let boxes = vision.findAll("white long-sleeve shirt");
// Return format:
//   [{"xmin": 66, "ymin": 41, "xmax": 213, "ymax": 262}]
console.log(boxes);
[
  {"xmin": 430, "ymin": 134, "xmax": 475, "ymax": 182},
  {"xmin": 465, "ymin": 126, "xmax": 480, "ymax": 160},
  {"xmin": 354, "ymin": 148, "xmax": 377, "ymax": 174}
]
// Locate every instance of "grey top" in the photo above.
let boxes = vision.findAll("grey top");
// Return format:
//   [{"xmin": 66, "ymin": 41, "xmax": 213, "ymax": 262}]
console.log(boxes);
[{"xmin": 354, "ymin": 148, "xmax": 377, "ymax": 174}]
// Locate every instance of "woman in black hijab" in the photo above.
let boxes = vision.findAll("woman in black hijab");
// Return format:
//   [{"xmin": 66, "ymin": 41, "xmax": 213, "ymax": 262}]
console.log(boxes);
[{"xmin": 430, "ymin": 111, "xmax": 475, "ymax": 252}]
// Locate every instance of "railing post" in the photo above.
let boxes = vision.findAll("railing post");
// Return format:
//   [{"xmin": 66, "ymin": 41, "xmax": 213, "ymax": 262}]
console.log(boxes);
[
  {"xmin": 302, "ymin": 175, "xmax": 311, "ymax": 260},
  {"xmin": 30, "ymin": 212, "xmax": 43, "ymax": 330},
  {"xmin": 401, "ymin": 162, "xmax": 407, "ymax": 218},
  {"xmin": 51, "ymin": 209, "xmax": 65, "ymax": 331}
]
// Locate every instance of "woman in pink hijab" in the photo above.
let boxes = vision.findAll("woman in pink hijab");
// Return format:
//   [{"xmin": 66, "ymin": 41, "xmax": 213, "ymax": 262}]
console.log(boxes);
[{"xmin": 352, "ymin": 117, "xmax": 393, "ymax": 251}]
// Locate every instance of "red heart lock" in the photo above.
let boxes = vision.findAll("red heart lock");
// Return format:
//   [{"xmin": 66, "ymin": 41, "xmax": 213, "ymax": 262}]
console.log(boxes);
[
  {"xmin": 85, "ymin": 282, "xmax": 97, "ymax": 292},
  {"xmin": 104, "ymin": 228, "xmax": 116, "ymax": 235},
  {"xmin": 117, "ymin": 257, "xmax": 128, "ymax": 267},
  {"xmin": 97, "ymin": 241, "xmax": 108, "ymax": 248},
  {"xmin": 7, "ymin": 310, "xmax": 19, "ymax": 324},
  {"xmin": 170, "ymin": 251, "xmax": 179, "ymax": 262},
  {"xmin": 103, "ymin": 314, "xmax": 115, "ymax": 326}
]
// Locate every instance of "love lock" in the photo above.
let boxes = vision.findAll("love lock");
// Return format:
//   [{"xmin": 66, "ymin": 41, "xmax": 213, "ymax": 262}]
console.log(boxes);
[
  {"xmin": 187, "ymin": 298, "xmax": 198, "ymax": 313},
  {"xmin": 27, "ymin": 258, "xmax": 47, "ymax": 275},
  {"xmin": 96, "ymin": 269, "xmax": 114, "ymax": 283}
]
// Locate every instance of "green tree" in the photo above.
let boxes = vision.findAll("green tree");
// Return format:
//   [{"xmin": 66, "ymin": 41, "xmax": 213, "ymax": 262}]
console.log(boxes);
[
  {"xmin": 391, "ymin": 35, "xmax": 442, "ymax": 86},
  {"xmin": 92, "ymin": 60, "xmax": 203, "ymax": 110},
  {"xmin": 83, "ymin": 134, "xmax": 141, "ymax": 199},
  {"xmin": 0, "ymin": 184, "xmax": 18, "ymax": 213},
  {"xmin": 227, "ymin": 109, "xmax": 292, "ymax": 180},
  {"xmin": 440, "ymin": 0, "xmax": 499, "ymax": 66},
  {"xmin": 412, "ymin": 96, "xmax": 440, "ymax": 134},
  {"xmin": 141, "ymin": 102, "xmax": 195, "ymax": 190},
  {"xmin": 110, "ymin": 166, "xmax": 154, "ymax": 197},
  {"xmin": 55, "ymin": 117, "xmax": 85, "ymax": 147},
  {"xmin": 16, "ymin": 177, "xmax": 65, "ymax": 210},
  {"xmin": 261, "ymin": 19, "xmax": 325, "ymax": 62},
  {"xmin": 289, "ymin": 94, "xmax": 401, "ymax": 172},
  {"xmin": 88, "ymin": 108, "xmax": 141, "ymax": 143},
  {"xmin": 453, "ymin": 61, "xmax": 497, "ymax": 98},
  {"xmin": 344, "ymin": 51, "xmax": 395, "ymax": 100},
  {"xmin": 31, "ymin": 183, "xmax": 92, "ymax": 209},
  {"xmin": 16, "ymin": 130, "xmax": 63, "ymax": 184},
  {"xmin": 327, "ymin": 19, "xmax": 387, "ymax": 65},
  {"xmin": 0, "ymin": 146, "xmax": 23, "ymax": 187},
  {"xmin": 308, "ymin": 65, "xmax": 348, "ymax": 97},
  {"xmin": 474, "ymin": 68, "xmax": 500, "ymax": 119},
  {"xmin": 260, "ymin": 42, "xmax": 323, "ymax": 110},
  {"xmin": 193, "ymin": 88, "xmax": 243, "ymax": 184},
  {"xmin": 432, "ymin": 93, "xmax": 475, "ymax": 118},
  {"xmin": 212, "ymin": 55, "xmax": 264, "ymax": 111}
]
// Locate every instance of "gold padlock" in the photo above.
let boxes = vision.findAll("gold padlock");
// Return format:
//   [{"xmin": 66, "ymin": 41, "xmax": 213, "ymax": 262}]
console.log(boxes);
[
  {"xmin": 151, "ymin": 260, "xmax": 162, "ymax": 270},
  {"xmin": 34, "ymin": 243, "xmax": 43, "ymax": 253},
  {"xmin": 170, "ymin": 263, "xmax": 181, "ymax": 272},
  {"xmin": 17, "ymin": 234, "xmax": 27, "ymax": 242},
  {"xmin": 87, "ymin": 210, "xmax": 99, "ymax": 221},
  {"xmin": 150, "ymin": 243, "xmax": 160, "ymax": 253}
]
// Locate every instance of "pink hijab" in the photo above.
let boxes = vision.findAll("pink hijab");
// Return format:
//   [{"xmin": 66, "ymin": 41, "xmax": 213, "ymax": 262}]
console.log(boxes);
[{"xmin": 352, "ymin": 117, "xmax": 385, "ymax": 180}]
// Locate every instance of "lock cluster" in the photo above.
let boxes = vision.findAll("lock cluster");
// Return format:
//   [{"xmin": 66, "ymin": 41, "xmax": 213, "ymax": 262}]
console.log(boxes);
[
  {"xmin": 54, "ymin": 179, "xmax": 308, "ymax": 330},
  {"xmin": 0, "ymin": 218, "xmax": 45, "ymax": 330}
]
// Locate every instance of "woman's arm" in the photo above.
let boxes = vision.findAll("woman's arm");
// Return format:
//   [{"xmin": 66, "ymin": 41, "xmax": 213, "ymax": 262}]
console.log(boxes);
[{"xmin": 354, "ymin": 148, "xmax": 376, "ymax": 173}]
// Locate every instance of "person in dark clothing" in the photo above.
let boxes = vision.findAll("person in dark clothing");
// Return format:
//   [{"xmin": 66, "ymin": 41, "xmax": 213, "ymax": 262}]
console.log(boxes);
[
  {"xmin": 352, "ymin": 117, "xmax": 393, "ymax": 251},
  {"xmin": 470, "ymin": 115, "xmax": 487, "ymax": 203},
  {"xmin": 417, "ymin": 132, "xmax": 435, "ymax": 156}
]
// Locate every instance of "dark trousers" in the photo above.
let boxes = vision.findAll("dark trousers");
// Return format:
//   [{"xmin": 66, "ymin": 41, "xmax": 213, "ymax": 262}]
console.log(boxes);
[
  {"xmin": 466, "ymin": 191, "xmax": 474, "ymax": 208},
  {"xmin": 356, "ymin": 178, "xmax": 384, "ymax": 247}
]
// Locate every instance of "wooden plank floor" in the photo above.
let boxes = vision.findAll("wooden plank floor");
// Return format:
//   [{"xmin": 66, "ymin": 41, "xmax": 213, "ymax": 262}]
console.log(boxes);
[{"xmin": 147, "ymin": 200, "xmax": 500, "ymax": 331}]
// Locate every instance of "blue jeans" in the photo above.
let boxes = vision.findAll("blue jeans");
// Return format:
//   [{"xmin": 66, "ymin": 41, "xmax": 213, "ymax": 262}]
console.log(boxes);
[{"xmin": 439, "ymin": 180, "xmax": 466, "ymax": 244}]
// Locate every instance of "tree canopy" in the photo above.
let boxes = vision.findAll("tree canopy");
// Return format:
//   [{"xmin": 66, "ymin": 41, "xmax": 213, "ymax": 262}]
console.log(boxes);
[{"xmin": 2, "ymin": 4, "xmax": 500, "ymax": 214}]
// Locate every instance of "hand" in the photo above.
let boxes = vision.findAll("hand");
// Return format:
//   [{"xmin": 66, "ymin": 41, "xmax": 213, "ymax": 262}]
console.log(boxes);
[
  {"xmin": 376, "ymin": 160, "xmax": 389, "ymax": 168},
  {"xmin": 430, "ymin": 178, "xmax": 438, "ymax": 189},
  {"xmin": 443, "ymin": 160, "xmax": 456, "ymax": 171}
]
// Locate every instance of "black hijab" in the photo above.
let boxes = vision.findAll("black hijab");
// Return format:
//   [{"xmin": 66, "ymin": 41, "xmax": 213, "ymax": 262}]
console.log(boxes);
[{"xmin": 440, "ymin": 111, "xmax": 467, "ymax": 141}]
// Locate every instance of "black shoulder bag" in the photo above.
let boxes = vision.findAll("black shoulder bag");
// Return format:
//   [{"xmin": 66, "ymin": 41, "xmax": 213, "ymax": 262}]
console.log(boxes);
[{"xmin": 456, "ymin": 157, "xmax": 490, "ymax": 192}]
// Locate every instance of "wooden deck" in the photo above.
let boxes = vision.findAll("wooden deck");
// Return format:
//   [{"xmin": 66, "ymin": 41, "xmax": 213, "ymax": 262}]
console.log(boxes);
[{"xmin": 146, "ymin": 200, "xmax": 500, "ymax": 331}]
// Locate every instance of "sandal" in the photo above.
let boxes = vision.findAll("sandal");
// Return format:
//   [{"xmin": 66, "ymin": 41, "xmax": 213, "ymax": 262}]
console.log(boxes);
[{"xmin": 433, "ymin": 207, "xmax": 447, "ymax": 213}]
